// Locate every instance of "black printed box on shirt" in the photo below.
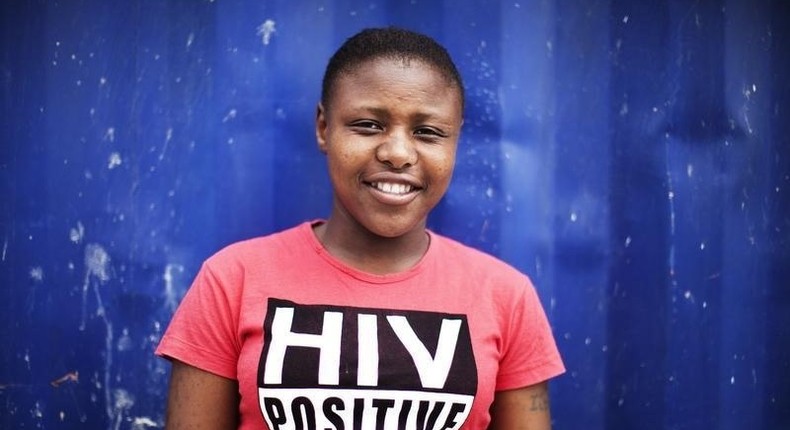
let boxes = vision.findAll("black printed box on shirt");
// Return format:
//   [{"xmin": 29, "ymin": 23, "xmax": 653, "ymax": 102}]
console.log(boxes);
[{"xmin": 257, "ymin": 298, "xmax": 478, "ymax": 430}]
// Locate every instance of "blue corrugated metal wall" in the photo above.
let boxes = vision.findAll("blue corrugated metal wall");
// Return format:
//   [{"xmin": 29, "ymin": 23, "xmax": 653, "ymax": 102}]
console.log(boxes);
[{"xmin": 1, "ymin": 1, "xmax": 788, "ymax": 428}]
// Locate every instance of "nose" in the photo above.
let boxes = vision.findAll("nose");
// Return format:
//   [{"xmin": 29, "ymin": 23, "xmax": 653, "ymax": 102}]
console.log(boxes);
[{"xmin": 375, "ymin": 129, "xmax": 417, "ymax": 169}]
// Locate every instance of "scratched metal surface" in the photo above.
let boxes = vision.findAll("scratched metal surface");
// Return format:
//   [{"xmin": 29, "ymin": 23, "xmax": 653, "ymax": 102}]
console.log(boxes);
[{"xmin": 1, "ymin": 0, "xmax": 788, "ymax": 429}]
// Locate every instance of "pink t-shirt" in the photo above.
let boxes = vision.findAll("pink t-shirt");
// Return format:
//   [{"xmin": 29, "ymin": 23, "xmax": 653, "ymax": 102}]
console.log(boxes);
[{"xmin": 156, "ymin": 222, "xmax": 564, "ymax": 429}]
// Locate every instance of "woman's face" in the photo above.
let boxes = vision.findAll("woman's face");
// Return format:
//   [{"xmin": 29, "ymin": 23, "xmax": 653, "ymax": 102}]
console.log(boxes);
[{"xmin": 316, "ymin": 57, "xmax": 463, "ymax": 239}]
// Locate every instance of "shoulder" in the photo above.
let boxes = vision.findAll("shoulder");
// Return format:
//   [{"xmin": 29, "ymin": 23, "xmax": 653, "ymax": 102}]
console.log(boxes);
[
  {"xmin": 429, "ymin": 232, "xmax": 524, "ymax": 276},
  {"xmin": 428, "ymin": 232, "xmax": 529, "ymax": 289},
  {"xmin": 202, "ymin": 222, "xmax": 308, "ymax": 275}
]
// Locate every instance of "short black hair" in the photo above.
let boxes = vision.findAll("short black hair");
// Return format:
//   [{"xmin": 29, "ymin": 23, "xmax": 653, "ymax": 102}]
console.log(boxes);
[{"xmin": 321, "ymin": 27, "xmax": 464, "ymax": 111}]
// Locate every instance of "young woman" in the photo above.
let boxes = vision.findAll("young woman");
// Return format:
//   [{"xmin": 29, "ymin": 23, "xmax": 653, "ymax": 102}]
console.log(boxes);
[{"xmin": 157, "ymin": 27, "xmax": 564, "ymax": 430}]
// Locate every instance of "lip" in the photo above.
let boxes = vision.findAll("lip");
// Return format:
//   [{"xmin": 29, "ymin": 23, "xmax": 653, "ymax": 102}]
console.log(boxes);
[
  {"xmin": 364, "ymin": 171, "xmax": 423, "ymax": 188},
  {"xmin": 362, "ymin": 172, "xmax": 423, "ymax": 206}
]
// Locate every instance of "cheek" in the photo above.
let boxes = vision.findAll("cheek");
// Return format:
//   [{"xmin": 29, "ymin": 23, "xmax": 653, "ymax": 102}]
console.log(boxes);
[
  {"xmin": 431, "ymin": 150, "xmax": 457, "ymax": 182},
  {"xmin": 327, "ymin": 133, "xmax": 362, "ymax": 160},
  {"xmin": 326, "ymin": 147, "xmax": 363, "ymax": 183}
]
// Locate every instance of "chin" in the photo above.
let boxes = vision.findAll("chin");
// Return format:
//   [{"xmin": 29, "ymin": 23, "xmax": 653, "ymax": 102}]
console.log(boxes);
[{"xmin": 362, "ymin": 217, "xmax": 425, "ymax": 239}]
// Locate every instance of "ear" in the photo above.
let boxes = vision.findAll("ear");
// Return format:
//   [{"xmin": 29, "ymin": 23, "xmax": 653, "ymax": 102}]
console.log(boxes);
[{"xmin": 315, "ymin": 103, "xmax": 328, "ymax": 154}]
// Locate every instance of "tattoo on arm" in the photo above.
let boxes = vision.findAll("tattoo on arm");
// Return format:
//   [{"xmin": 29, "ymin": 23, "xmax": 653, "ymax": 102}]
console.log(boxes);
[{"xmin": 529, "ymin": 392, "xmax": 550, "ymax": 412}]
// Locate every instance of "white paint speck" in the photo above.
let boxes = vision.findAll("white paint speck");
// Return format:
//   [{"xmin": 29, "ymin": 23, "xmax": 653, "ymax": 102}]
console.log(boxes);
[
  {"xmin": 624, "ymin": 236, "xmax": 632, "ymax": 247},
  {"xmin": 85, "ymin": 244, "xmax": 111, "ymax": 282},
  {"xmin": 29, "ymin": 266, "xmax": 44, "ymax": 282},
  {"xmin": 70, "ymin": 221, "xmax": 85, "ymax": 244},
  {"xmin": 744, "ymin": 111, "xmax": 754, "ymax": 134},
  {"xmin": 132, "ymin": 417, "xmax": 159, "ymax": 429},
  {"xmin": 256, "ymin": 19, "xmax": 276, "ymax": 45},
  {"xmin": 117, "ymin": 328, "xmax": 133, "ymax": 351},
  {"xmin": 163, "ymin": 263, "xmax": 185, "ymax": 312},
  {"xmin": 623, "ymin": 15, "xmax": 629, "ymax": 23},
  {"xmin": 222, "ymin": 108, "xmax": 237, "ymax": 122},
  {"xmin": 114, "ymin": 388, "xmax": 134, "ymax": 409},
  {"xmin": 687, "ymin": 164, "xmax": 694, "ymax": 177},
  {"xmin": 158, "ymin": 128, "xmax": 174, "ymax": 162},
  {"xmin": 186, "ymin": 32, "xmax": 194, "ymax": 48},
  {"xmin": 700, "ymin": 242, "xmax": 706, "ymax": 250},
  {"xmin": 730, "ymin": 376, "xmax": 735, "ymax": 385},
  {"xmin": 108, "ymin": 152, "xmax": 122, "ymax": 169},
  {"xmin": 99, "ymin": 77, "xmax": 107, "ymax": 86},
  {"xmin": 570, "ymin": 212, "xmax": 578, "ymax": 222},
  {"xmin": 104, "ymin": 127, "xmax": 115, "ymax": 142}
]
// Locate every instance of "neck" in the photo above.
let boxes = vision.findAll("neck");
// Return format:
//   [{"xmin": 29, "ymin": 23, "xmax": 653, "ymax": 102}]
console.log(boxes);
[{"xmin": 314, "ymin": 211, "xmax": 430, "ymax": 275}]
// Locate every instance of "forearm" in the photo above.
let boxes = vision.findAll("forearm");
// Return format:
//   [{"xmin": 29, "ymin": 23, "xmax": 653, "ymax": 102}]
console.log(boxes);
[{"xmin": 488, "ymin": 382, "xmax": 552, "ymax": 430}]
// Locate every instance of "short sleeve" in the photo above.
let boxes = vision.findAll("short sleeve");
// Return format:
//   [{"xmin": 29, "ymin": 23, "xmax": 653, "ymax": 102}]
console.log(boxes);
[
  {"xmin": 155, "ymin": 260, "xmax": 242, "ymax": 380},
  {"xmin": 495, "ymin": 278, "xmax": 565, "ymax": 391}
]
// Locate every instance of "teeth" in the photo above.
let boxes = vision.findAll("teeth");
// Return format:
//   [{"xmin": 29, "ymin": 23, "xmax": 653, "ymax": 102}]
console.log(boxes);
[{"xmin": 373, "ymin": 182, "xmax": 413, "ymax": 195}]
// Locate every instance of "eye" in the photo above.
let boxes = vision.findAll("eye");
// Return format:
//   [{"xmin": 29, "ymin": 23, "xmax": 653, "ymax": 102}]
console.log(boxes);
[
  {"xmin": 349, "ymin": 120, "xmax": 383, "ymax": 134},
  {"xmin": 414, "ymin": 127, "xmax": 447, "ymax": 142}
]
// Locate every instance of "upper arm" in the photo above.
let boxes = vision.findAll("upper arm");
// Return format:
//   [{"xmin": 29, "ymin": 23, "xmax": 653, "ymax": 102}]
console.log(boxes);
[
  {"xmin": 488, "ymin": 382, "xmax": 552, "ymax": 430},
  {"xmin": 165, "ymin": 360, "xmax": 240, "ymax": 430}
]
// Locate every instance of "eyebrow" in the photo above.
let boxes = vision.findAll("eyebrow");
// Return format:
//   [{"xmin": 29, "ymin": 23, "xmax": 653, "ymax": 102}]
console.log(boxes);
[
  {"xmin": 354, "ymin": 106, "xmax": 390, "ymax": 119},
  {"xmin": 352, "ymin": 105, "xmax": 454, "ymax": 125}
]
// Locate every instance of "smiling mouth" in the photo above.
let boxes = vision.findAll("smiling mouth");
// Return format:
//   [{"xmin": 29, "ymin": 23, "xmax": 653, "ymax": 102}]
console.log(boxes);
[{"xmin": 368, "ymin": 181, "xmax": 419, "ymax": 195}]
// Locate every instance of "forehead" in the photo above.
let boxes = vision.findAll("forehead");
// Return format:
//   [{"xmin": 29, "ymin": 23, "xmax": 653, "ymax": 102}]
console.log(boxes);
[{"xmin": 328, "ymin": 57, "xmax": 462, "ymax": 110}]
